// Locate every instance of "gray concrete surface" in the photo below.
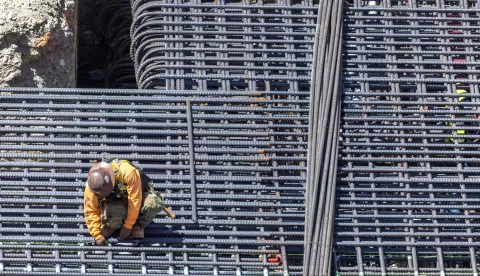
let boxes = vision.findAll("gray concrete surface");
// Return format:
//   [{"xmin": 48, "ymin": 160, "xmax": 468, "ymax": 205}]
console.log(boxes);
[{"xmin": 0, "ymin": 0, "xmax": 77, "ymax": 87}]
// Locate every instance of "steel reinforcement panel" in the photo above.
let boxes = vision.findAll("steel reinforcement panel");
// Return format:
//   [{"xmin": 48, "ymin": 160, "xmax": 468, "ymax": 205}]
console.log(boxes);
[
  {"xmin": 0, "ymin": 88, "xmax": 307, "ymax": 275},
  {"xmin": 337, "ymin": 0, "xmax": 480, "ymax": 275},
  {"xmin": 130, "ymin": 0, "xmax": 318, "ymax": 91}
]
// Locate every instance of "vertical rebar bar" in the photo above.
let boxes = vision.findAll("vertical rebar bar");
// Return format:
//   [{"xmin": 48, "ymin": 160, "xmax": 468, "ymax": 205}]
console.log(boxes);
[{"xmin": 186, "ymin": 100, "xmax": 198, "ymax": 223}]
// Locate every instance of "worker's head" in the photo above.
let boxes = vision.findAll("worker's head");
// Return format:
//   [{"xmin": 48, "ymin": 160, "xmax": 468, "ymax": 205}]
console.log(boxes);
[{"xmin": 87, "ymin": 162, "xmax": 115, "ymax": 198}]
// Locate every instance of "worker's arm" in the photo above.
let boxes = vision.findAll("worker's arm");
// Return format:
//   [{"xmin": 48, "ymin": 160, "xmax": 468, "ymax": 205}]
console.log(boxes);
[
  {"xmin": 121, "ymin": 164, "xmax": 142, "ymax": 229},
  {"xmin": 84, "ymin": 185, "xmax": 103, "ymax": 240}
]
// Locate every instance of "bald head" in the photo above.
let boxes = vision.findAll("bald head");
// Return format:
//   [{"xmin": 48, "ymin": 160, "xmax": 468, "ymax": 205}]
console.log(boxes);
[{"xmin": 87, "ymin": 167, "xmax": 114, "ymax": 198}]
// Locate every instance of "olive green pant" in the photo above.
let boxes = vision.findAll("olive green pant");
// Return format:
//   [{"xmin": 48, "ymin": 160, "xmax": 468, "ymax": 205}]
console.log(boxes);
[{"xmin": 100, "ymin": 191, "xmax": 164, "ymax": 230}]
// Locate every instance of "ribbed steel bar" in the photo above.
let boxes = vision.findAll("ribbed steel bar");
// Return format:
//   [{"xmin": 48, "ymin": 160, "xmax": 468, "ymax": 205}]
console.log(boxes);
[
  {"xmin": 337, "ymin": 0, "xmax": 480, "ymax": 275},
  {"xmin": 303, "ymin": 0, "xmax": 343, "ymax": 273}
]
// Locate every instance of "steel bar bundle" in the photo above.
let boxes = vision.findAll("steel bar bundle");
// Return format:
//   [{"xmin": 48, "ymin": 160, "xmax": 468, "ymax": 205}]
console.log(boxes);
[
  {"xmin": 130, "ymin": 0, "xmax": 317, "ymax": 91},
  {"xmin": 303, "ymin": 0, "xmax": 343, "ymax": 274},
  {"xmin": 336, "ymin": 0, "xmax": 480, "ymax": 275},
  {"xmin": 0, "ymin": 87, "xmax": 307, "ymax": 275}
]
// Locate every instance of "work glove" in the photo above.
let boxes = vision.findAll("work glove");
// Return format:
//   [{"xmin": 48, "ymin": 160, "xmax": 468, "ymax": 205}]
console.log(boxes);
[
  {"xmin": 119, "ymin": 226, "xmax": 132, "ymax": 240},
  {"xmin": 96, "ymin": 236, "xmax": 108, "ymax": 246}
]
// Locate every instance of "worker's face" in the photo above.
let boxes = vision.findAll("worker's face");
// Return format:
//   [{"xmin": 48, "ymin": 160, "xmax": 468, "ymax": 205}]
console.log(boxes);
[{"xmin": 93, "ymin": 181, "xmax": 114, "ymax": 199}]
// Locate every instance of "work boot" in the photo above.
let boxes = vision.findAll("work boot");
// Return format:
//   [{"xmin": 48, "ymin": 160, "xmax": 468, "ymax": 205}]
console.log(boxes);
[
  {"xmin": 131, "ymin": 225, "xmax": 144, "ymax": 239},
  {"xmin": 101, "ymin": 226, "xmax": 116, "ymax": 238}
]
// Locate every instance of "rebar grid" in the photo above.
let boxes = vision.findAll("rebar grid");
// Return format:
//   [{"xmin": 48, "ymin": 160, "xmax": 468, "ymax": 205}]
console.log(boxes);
[
  {"xmin": 130, "ymin": 0, "xmax": 318, "ymax": 91},
  {"xmin": 0, "ymin": 88, "xmax": 307, "ymax": 275},
  {"xmin": 337, "ymin": 0, "xmax": 480, "ymax": 275}
]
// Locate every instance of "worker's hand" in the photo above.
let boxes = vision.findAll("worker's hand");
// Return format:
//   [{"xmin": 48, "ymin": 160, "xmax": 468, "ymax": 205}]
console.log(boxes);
[
  {"xmin": 119, "ymin": 227, "xmax": 131, "ymax": 240},
  {"xmin": 96, "ymin": 236, "xmax": 108, "ymax": 246}
]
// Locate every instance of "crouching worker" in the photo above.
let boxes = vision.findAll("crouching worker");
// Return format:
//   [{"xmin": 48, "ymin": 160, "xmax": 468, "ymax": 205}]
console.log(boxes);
[{"xmin": 84, "ymin": 159, "xmax": 165, "ymax": 245}]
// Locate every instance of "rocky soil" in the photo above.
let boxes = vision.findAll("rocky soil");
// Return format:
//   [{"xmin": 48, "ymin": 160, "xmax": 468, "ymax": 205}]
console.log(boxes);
[{"xmin": 0, "ymin": 0, "xmax": 77, "ymax": 87}]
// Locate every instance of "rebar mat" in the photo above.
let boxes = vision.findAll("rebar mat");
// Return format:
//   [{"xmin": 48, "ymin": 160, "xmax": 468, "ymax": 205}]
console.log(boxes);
[
  {"xmin": 130, "ymin": 0, "xmax": 317, "ymax": 91},
  {"xmin": 337, "ymin": 0, "xmax": 480, "ymax": 275},
  {"xmin": 0, "ymin": 88, "xmax": 307, "ymax": 275}
]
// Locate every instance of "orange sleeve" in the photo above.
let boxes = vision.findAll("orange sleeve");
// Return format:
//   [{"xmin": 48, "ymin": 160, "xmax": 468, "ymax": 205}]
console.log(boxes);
[
  {"xmin": 120, "ymin": 163, "xmax": 142, "ymax": 229},
  {"xmin": 84, "ymin": 184, "xmax": 103, "ymax": 240}
]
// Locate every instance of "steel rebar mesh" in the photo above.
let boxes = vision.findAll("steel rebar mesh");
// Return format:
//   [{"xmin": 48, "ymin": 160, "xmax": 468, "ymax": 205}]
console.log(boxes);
[
  {"xmin": 0, "ymin": 87, "xmax": 307, "ymax": 275},
  {"xmin": 130, "ymin": 0, "xmax": 317, "ymax": 91},
  {"xmin": 336, "ymin": 0, "xmax": 480, "ymax": 275},
  {"xmin": 127, "ymin": 0, "xmax": 318, "ymax": 273}
]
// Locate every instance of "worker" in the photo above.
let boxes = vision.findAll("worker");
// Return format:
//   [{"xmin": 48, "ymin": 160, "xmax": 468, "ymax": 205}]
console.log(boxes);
[
  {"xmin": 84, "ymin": 159, "xmax": 165, "ymax": 245},
  {"xmin": 445, "ymin": 87, "xmax": 473, "ymax": 214},
  {"xmin": 444, "ymin": 88, "xmax": 468, "ymax": 143}
]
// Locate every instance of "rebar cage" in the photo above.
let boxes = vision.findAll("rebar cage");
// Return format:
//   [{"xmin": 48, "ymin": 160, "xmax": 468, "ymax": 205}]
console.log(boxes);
[{"xmin": 337, "ymin": 0, "xmax": 480, "ymax": 275}]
